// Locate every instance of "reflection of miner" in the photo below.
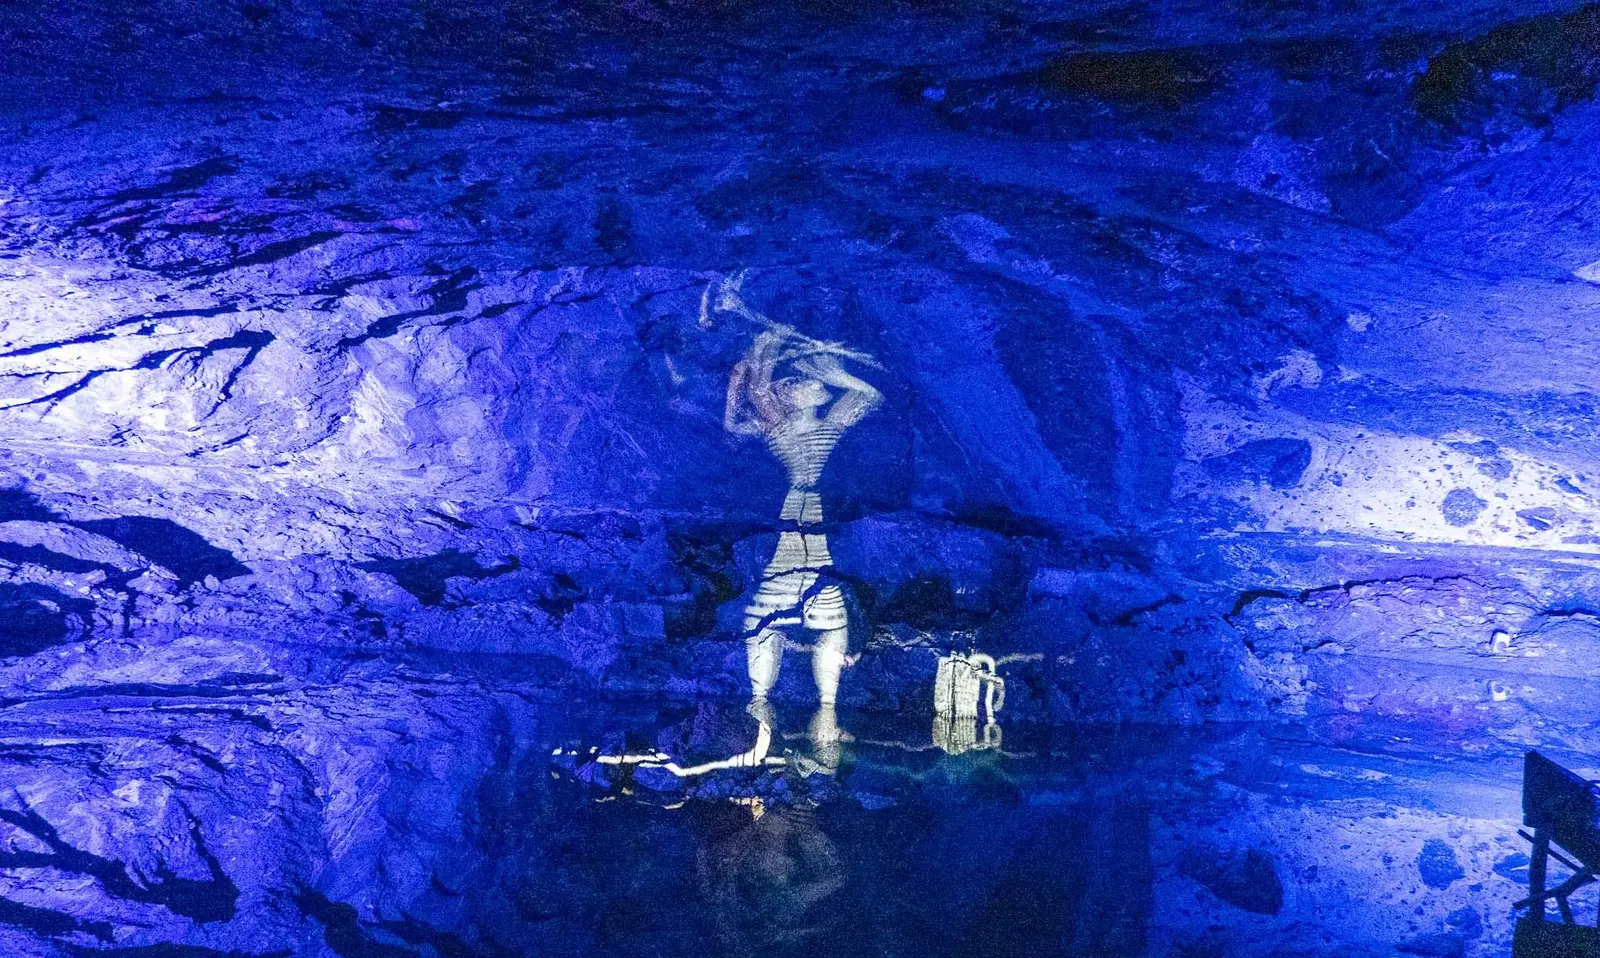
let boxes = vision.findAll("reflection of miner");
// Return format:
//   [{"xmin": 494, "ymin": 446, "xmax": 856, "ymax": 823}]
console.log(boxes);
[
  {"xmin": 721, "ymin": 282, "xmax": 882, "ymax": 720},
  {"xmin": 698, "ymin": 802, "xmax": 847, "ymax": 958}
]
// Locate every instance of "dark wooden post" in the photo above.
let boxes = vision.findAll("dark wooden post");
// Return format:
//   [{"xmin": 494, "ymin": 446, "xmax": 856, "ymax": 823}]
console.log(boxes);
[{"xmin": 1530, "ymin": 827, "xmax": 1550, "ymax": 924}]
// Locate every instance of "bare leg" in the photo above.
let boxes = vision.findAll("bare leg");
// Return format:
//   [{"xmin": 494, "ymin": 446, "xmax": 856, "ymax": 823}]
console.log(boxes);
[
  {"xmin": 808, "ymin": 703, "xmax": 844, "ymax": 772},
  {"xmin": 747, "ymin": 626, "xmax": 786, "ymax": 698},
  {"xmin": 812, "ymin": 626, "xmax": 848, "ymax": 706}
]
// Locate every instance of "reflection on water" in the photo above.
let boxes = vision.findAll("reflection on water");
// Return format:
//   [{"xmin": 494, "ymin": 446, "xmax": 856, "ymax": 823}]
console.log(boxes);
[
  {"xmin": 513, "ymin": 706, "xmax": 1155, "ymax": 958},
  {"xmin": 691, "ymin": 797, "xmax": 1151, "ymax": 958},
  {"xmin": 698, "ymin": 803, "xmax": 847, "ymax": 958},
  {"xmin": 299, "ymin": 680, "xmax": 1530, "ymax": 958},
  {"xmin": 533, "ymin": 678, "xmax": 1154, "ymax": 957}
]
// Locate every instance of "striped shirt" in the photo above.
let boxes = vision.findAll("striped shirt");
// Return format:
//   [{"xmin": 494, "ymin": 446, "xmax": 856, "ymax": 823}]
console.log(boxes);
[{"xmin": 764, "ymin": 416, "xmax": 845, "ymax": 493}]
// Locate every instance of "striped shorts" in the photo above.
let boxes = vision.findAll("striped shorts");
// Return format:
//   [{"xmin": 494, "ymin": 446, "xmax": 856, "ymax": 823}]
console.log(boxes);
[{"xmin": 743, "ymin": 531, "xmax": 847, "ymax": 633}]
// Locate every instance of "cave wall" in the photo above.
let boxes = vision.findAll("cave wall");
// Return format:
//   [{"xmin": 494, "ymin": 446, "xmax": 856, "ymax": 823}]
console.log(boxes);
[{"xmin": 0, "ymin": 0, "xmax": 1599, "ymax": 724}]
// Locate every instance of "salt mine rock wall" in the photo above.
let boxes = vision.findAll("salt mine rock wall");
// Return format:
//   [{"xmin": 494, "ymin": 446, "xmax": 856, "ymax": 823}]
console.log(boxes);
[
  {"xmin": 0, "ymin": 4, "xmax": 1594, "ymax": 958},
  {"xmin": 0, "ymin": 0, "xmax": 1599, "ymax": 724}
]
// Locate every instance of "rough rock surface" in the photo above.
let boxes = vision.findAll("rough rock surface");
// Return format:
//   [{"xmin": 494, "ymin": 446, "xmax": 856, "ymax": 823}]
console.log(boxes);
[{"xmin": 0, "ymin": 0, "xmax": 1596, "ymax": 954}]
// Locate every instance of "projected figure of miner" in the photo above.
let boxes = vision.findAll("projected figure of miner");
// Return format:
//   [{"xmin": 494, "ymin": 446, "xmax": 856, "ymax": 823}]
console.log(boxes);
[{"xmin": 719, "ymin": 278, "xmax": 882, "ymax": 732}]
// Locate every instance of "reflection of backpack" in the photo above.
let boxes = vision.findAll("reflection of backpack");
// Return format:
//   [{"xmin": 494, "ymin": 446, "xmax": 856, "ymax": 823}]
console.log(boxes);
[
  {"xmin": 933, "ymin": 710, "xmax": 1003, "ymax": 756},
  {"xmin": 933, "ymin": 652, "xmax": 1005, "ymax": 719}
]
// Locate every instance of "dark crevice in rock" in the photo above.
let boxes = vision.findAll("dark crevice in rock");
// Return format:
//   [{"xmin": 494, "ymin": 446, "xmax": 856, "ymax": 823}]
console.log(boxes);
[
  {"xmin": 0, "ymin": 307, "xmax": 231, "ymax": 365},
  {"xmin": 107, "ymin": 329, "xmax": 277, "ymax": 413},
  {"xmin": 0, "ymin": 489, "xmax": 246, "ymax": 607},
  {"xmin": 0, "ymin": 330, "xmax": 118, "ymax": 358},
  {"xmin": 155, "ymin": 705, "xmax": 275, "ymax": 733},
  {"xmin": 76, "ymin": 517, "xmax": 250, "ymax": 586},
  {"xmin": 1202, "ymin": 438, "xmax": 1313, "ymax": 491},
  {"xmin": 358, "ymin": 549, "xmax": 518, "ymax": 606},
  {"xmin": 664, "ymin": 530, "xmax": 740, "ymax": 639},
  {"xmin": 1040, "ymin": 49, "xmax": 1222, "ymax": 108},
  {"xmin": 524, "ymin": 511, "xmax": 646, "ymax": 542},
  {"xmin": 533, "ymin": 571, "xmax": 584, "ymax": 622},
  {"xmin": 186, "ymin": 230, "xmax": 343, "ymax": 277},
  {"xmin": 107, "ymin": 157, "xmax": 239, "ymax": 204},
  {"xmin": 0, "ymin": 583, "xmax": 92, "ymax": 657},
  {"xmin": 165, "ymin": 734, "xmax": 228, "ymax": 774},
  {"xmin": 293, "ymin": 886, "xmax": 415, "ymax": 958},
  {"xmin": 1102, "ymin": 593, "xmax": 1187, "ymax": 628},
  {"xmin": 0, "ymin": 679, "xmax": 282, "ymax": 716},
  {"xmin": 18, "ymin": 673, "xmax": 279, "ymax": 700},
  {"xmin": 0, "ymin": 802, "xmax": 238, "ymax": 923},
  {"xmin": 878, "ymin": 575, "xmax": 961, "ymax": 630},
  {"xmin": 941, "ymin": 505, "xmax": 1061, "ymax": 542},
  {"xmin": 1177, "ymin": 844, "xmax": 1284, "ymax": 915},
  {"xmin": 10, "ymin": 369, "xmax": 112, "ymax": 413},
  {"xmin": 1530, "ymin": 605, "xmax": 1600, "ymax": 620},
  {"xmin": 1226, "ymin": 574, "xmax": 1486, "ymax": 625},
  {"xmin": 0, "ymin": 489, "xmax": 61, "ymax": 524},
  {"xmin": 422, "ymin": 508, "xmax": 473, "ymax": 532},
  {"xmin": 337, "ymin": 265, "xmax": 482, "ymax": 347},
  {"xmin": 477, "ymin": 300, "xmax": 523, "ymax": 319},
  {"xmin": 1414, "ymin": 3, "xmax": 1600, "ymax": 127},
  {"xmin": 310, "ymin": 268, "xmax": 400, "ymax": 303},
  {"xmin": 0, "ymin": 742, "xmax": 108, "ymax": 766},
  {"xmin": 130, "ymin": 328, "xmax": 275, "ymax": 371},
  {"xmin": 0, "ymin": 893, "xmax": 113, "ymax": 942},
  {"xmin": 134, "ymin": 305, "xmax": 245, "ymax": 322},
  {"xmin": 0, "ymin": 541, "xmax": 113, "ymax": 576}
]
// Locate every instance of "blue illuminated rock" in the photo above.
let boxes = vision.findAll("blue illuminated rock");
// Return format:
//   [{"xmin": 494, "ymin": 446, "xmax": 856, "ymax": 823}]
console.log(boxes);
[
  {"xmin": 0, "ymin": 1, "xmax": 1590, "ymax": 954},
  {"xmin": 1418, "ymin": 839, "xmax": 1467, "ymax": 890}
]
